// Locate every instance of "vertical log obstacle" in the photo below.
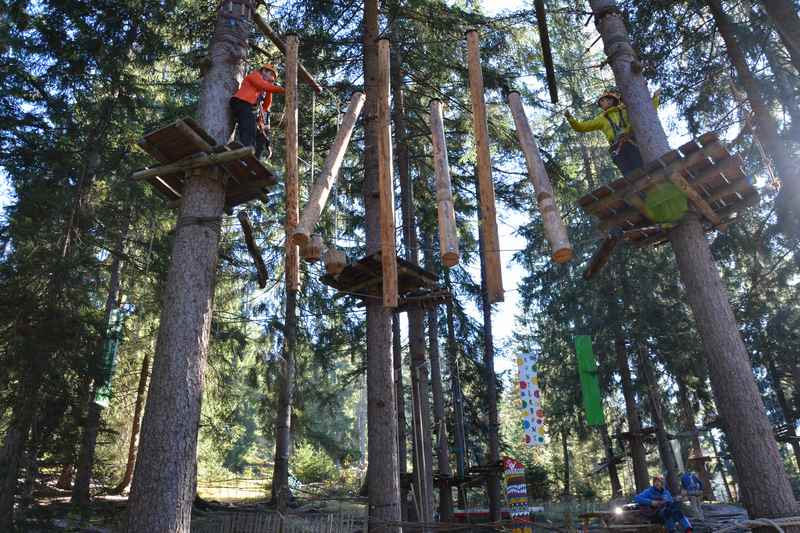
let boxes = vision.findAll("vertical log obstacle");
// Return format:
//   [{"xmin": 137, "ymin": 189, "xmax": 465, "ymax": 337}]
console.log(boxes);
[
  {"xmin": 378, "ymin": 39, "xmax": 398, "ymax": 308},
  {"xmin": 285, "ymin": 34, "xmax": 300, "ymax": 292},
  {"xmin": 534, "ymin": 0, "xmax": 558, "ymax": 104},
  {"xmin": 466, "ymin": 29, "xmax": 504, "ymax": 304},
  {"xmin": 429, "ymin": 100, "xmax": 460, "ymax": 268},
  {"xmin": 292, "ymin": 92, "xmax": 366, "ymax": 246},
  {"xmin": 507, "ymin": 91, "xmax": 573, "ymax": 263}
]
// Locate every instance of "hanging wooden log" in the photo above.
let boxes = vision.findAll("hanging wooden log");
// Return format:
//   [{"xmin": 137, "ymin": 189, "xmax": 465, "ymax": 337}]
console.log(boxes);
[
  {"xmin": 583, "ymin": 233, "xmax": 622, "ymax": 280},
  {"xmin": 323, "ymin": 247, "xmax": 347, "ymax": 276},
  {"xmin": 429, "ymin": 100, "xmax": 460, "ymax": 268},
  {"xmin": 302, "ymin": 234, "xmax": 323, "ymax": 263},
  {"xmin": 378, "ymin": 39, "xmax": 398, "ymax": 308},
  {"xmin": 507, "ymin": 91, "xmax": 573, "ymax": 263},
  {"xmin": 534, "ymin": 0, "xmax": 558, "ymax": 104},
  {"xmin": 466, "ymin": 29, "xmax": 504, "ymax": 304},
  {"xmin": 285, "ymin": 33, "xmax": 300, "ymax": 292},
  {"xmin": 251, "ymin": 14, "xmax": 323, "ymax": 94},
  {"xmin": 237, "ymin": 211, "xmax": 268, "ymax": 288},
  {"xmin": 292, "ymin": 92, "xmax": 366, "ymax": 246}
]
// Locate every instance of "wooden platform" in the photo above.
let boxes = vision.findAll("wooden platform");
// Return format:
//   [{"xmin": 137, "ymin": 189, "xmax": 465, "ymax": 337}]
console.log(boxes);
[
  {"xmin": 321, "ymin": 252, "xmax": 451, "ymax": 310},
  {"xmin": 135, "ymin": 117, "xmax": 277, "ymax": 211},
  {"xmin": 577, "ymin": 133, "xmax": 758, "ymax": 247}
]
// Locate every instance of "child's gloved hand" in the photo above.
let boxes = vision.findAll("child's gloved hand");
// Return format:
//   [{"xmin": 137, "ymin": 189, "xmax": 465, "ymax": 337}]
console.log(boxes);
[{"xmin": 564, "ymin": 111, "xmax": 573, "ymax": 120}]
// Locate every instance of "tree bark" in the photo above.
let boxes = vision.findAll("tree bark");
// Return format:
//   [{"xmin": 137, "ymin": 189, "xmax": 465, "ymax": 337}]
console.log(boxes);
[
  {"xmin": 363, "ymin": 1, "xmax": 402, "ymax": 530},
  {"xmin": 614, "ymin": 334, "xmax": 649, "ymax": 492},
  {"xmin": 271, "ymin": 288, "xmax": 297, "ymax": 512},
  {"xmin": 476, "ymin": 201, "xmax": 502, "ymax": 520},
  {"xmin": 391, "ymin": 44, "xmax": 434, "ymax": 525},
  {"xmin": 112, "ymin": 352, "xmax": 150, "ymax": 494},
  {"xmin": 708, "ymin": 0, "xmax": 799, "ymax": 238},
  {"xmin": 445, "ymin": 275, "xmax": 468, "ymax": 510},
  {"xmin": 73, "ymin": 217, "xmax": 129, "ymax": 507},
  {"xmin": 592, "ymin": 0, "xmax": 799, "ymax": 519},
  {"xmin": 126, "ymin": 1, "xmax": 249, "ymax": 530},
  {"xmin": 762, "ymin": 0, "xmax": 800, "ymax": 73},
  {"xmin": 599, "ymin": 424, "xmax": 623, "ymax": 498},
  {"xmin": 638, "ymin": 347, "xmax": 680, "ymax": 494}
]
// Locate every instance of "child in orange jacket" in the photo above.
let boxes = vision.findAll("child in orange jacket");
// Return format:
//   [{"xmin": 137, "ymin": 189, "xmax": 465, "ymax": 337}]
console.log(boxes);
[{"xmin": 230, "ymin": 64, "xmax": 285, "ymax": 160}]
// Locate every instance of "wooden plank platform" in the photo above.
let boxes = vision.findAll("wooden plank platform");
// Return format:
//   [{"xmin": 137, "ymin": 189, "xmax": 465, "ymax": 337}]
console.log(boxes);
[
  {"xmin": 321, "ymin": 252, "xmax": 448, "ymax": 309},
  {"xmin": 135, "ymin": 117, "xmax": 277, "ymax": 211},
  {"xmin": 577, "ymin": 133, "xmax": 758, "ymax": 247}
]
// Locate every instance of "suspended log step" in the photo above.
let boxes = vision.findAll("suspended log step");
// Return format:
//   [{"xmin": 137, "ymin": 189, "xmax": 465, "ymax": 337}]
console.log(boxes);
[
  {"xmin": 133, "ymin": 117, "xmax": 277, "ymax": 212},
  {"xmin": 577, "ymin": 133, "xmax": 758, "ymax": 249},
  {"xmin": 320, "ymin": 251, "xmax": 448, "ymax": 312}
]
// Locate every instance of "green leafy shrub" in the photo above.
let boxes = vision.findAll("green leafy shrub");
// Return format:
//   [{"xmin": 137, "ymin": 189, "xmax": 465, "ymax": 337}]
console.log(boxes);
[{"xmin": 292, "ymin": 442, "xmax": 337, "ymax": 484}]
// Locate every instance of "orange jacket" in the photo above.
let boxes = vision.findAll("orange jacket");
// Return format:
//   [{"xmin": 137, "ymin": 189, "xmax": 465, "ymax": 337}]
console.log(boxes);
[{"xmin": 232, "ymin": 70, "xmax": 285, "ymax": 112}]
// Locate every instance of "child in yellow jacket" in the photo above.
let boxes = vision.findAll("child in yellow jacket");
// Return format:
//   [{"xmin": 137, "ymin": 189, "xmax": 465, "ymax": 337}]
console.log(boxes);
[{"xmin": 566, "ymin": 87, "xmax": 660, "ymax": 176}]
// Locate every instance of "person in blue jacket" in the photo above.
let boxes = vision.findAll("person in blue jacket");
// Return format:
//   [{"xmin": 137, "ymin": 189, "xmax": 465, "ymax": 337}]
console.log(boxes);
[
  {"xmin": 681, "ymin": 470, "xmax": 704, "ymax": 520},
  {"xmin": 634, "ymin": 475, "xmax": 693, "ymax": 533}
]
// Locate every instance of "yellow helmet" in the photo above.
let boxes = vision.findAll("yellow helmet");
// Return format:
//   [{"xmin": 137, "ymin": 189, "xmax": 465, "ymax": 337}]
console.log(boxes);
[{"xmin": 260, "ymin": 63, "xmax": 278, "ymax": 79}]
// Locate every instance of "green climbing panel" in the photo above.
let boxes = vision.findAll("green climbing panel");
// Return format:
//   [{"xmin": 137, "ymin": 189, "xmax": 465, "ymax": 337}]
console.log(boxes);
[
  {"xmin": 575, "ymin": 335, "xmax": 605, "ymax": 426},
  {"xmin": 94, "ymin": 307, "xmax": 125, "ymax": 409}
]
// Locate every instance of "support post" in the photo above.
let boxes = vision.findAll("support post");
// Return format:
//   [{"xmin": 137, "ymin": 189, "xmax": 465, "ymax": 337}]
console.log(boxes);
[
  {"xmin": 378, "ymin": 39, "xmax": 398, "ymax": 308},
  {"xmin": 507, "ymin": 92, "xmax": 573, "ymax": 263},
  {"xmin": 429, "ymin": 100, "xmax": 460, "ymax": 268},
  {"xmin": 292, "ymin": 93, "xmax": 366, "ymax": 246},
  {"xmin": 466, "ymin": 29, "xmax": 503, "ymax": 304},
  {"xmin": 285, "ymin": 33, "xmax": 299, "ymax": 292}
]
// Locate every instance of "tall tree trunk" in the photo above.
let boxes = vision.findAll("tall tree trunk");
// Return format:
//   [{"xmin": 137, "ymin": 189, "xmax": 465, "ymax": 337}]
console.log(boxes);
[
  {"xmin": 362, "ymin": 1, "xmax": 402, "ymax": 530},
  {"xmin": 392, "ymin": 45, "xmax": 434, "ymax": 525},
  {"xmin": 425, "ymin": 245, "xmax": 453, "ymax": 522},
  {"xmin": 561, "ymin": 428, "xmax": 571, "ymax": 497},
  {"xmin": 445, "ymin": 276, "xmax": 468, "ymax": 510},
  {"xmin": 0, "ymin": 359, "xmax": 42, "ymax": 530},
  {"xmin": 767, "ymin": 358, "xmax": 800, "ymax": 469},
  {"xmin": 272, "ymin": 288, "xmax": 297, "ymax": 512},
  {"xmin": 677, "ymin": 381, "xmax": 713, "ymax": 500},
  {"xmin": 392, "ymin": 314, "xmax": 408, "ymax": 522},
  {"xmin": 599, "ymin": 424, "xmax": 623, "ymax": 498},
  {"xmin": 126, "ymin": 2, "xmax": 249, "ymax": 530},
  {"xmin": 762, "ymin": 0, "xmax": 800, "ymax": 73},
  {"xmin": 708, "ymin": 0, "xmax": 800, "ymax": 237},
  {"xmin": 112, "ymin": 352, "xmax": 150, "ymax": 494},
  {"xmin": 73, "ymin": 217, "xmax": 129, "ymax": 507},
  {"xmin": 592, "ymin": 0, "xmax": 800, "ymax": 519},
  {"xmin": 476, "ymin": 205, "xmax": 502, "ymax": 521},
  {"xmin": 638, "ymin": 347, "xmax": 680, "ymax": 494},
  {"xmin": 614, "ymin": 334, "xmax": 649, "ymax": 492}
]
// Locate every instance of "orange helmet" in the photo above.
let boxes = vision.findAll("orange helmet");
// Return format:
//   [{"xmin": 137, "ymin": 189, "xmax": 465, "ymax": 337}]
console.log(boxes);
[{"xmin": 260, "ymin": 63, "xmax": 278, "ymax": 79}]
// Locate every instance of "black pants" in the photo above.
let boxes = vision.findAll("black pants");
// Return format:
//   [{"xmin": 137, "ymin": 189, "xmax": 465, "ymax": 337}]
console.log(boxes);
[
  {"xmin": 611, "ymin": 138, "xmax": 644, "ymax": 176},
  {"xmin": 230, "ymin": 97, "xmax": 269, "ymax": 159}
]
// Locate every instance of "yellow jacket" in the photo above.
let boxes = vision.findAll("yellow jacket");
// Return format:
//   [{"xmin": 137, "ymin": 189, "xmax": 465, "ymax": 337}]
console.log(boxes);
[{"xmin": 567, "ymin": 93, "xmax": 660, "ymax": 144}]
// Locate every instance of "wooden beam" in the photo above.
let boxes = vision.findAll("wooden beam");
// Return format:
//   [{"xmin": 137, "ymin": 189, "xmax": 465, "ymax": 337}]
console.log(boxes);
[
  {"xmin": 285, "ymin": 33, "xmax": 300, "ymax": 292},
  {"xmin": 508, "ymin": 91, "xmax": 573, "ymax": 263},
  {"xmin": 238, "ymin": 211, "xmax": 268, "ymax": 288},
  {"xmin": 667, "ymin": 172, "xmax": 722, "ymax": 226},
  {"xmin": 292, "ymin": 92, "xmax": 365, "ymax": 246},
  {"xmin": 131, "ymin": 147, "xmax": 254, "ymax": 181},
  {"xmin": 429, "ymin": 100, "xmax": 460, "ymax": 268},
  {"xmin": 251, "ymin": 14, "xmax": 323, "ymax": 94},
  {"xmin": 583, "ymin": 233, "xmax": 622, "ymax": 280},
  {"xmin": 466, "ymin": 29, "xmax": 504, "ymax": 304},
  {"xmin": 378, "ymin": 39, "xmax": 398, "ymax": 308}
]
